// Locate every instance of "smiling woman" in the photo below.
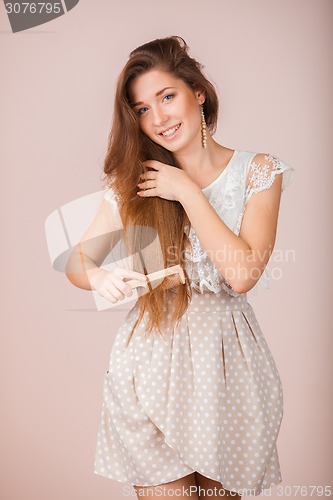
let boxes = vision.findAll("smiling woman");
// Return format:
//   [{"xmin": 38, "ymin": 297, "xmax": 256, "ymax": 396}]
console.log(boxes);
[{"xmin": 65, "ymin": 35, "xmax": 294, "ymax": 499}]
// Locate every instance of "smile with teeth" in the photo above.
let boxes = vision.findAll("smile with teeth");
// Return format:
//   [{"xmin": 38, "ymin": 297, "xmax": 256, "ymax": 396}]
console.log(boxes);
[{"xmin": 160, "ymin": 123, "xmax": 181, "ymax": 137}]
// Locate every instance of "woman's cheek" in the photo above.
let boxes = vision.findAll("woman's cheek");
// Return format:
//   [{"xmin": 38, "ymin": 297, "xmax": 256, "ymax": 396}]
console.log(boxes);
[{"xmin": 141, "ymin": 122, "xmax": 152, "ymax": 139}]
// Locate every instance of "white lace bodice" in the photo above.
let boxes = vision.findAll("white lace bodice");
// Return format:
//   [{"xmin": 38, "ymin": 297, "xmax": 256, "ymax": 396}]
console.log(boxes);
[{"xmin": 103, "ymin": 150, "xmax": 295, "ymax": 296}]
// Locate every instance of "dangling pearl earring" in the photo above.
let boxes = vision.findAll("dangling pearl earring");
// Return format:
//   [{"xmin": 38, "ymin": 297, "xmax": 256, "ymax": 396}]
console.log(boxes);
[{"xmin": 201, "ymin": 104, "xmax": 207, "ymax": 149}]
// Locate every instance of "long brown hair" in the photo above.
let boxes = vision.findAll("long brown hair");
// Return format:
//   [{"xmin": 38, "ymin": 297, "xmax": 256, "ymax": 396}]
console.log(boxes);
[{"xmin": 101, "ymin": 36, "xmax": 219, "ymax": 343}]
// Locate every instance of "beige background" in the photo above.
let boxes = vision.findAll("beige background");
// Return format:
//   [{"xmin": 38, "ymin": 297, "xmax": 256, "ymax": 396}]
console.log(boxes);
[{"xmin": 1, "ymin": 0, "xmax": 332, "ymax": 498}]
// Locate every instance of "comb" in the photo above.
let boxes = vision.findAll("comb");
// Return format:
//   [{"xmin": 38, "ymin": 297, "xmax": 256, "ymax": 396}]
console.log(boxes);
[{"xmin": 127, "ymin": 264, "xmax": 185, "ymax": 291}]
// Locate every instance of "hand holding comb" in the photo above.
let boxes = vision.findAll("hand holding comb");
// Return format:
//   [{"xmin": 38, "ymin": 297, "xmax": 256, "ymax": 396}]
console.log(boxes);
[{"xmin": 127, "ymin": 264, "xmax": 185, "ymax": 290}]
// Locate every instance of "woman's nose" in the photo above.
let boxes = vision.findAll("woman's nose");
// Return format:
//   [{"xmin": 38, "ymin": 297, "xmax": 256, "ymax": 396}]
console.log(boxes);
[{"xmin": 152, "ymin": 107, "xmax": 169, "ymax": 127}]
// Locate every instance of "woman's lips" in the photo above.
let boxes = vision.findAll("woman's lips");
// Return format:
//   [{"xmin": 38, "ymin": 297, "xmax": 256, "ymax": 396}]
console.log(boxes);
[{"xmin": 159, "ymin": 123, "xmax": 182, "ymax": 140}]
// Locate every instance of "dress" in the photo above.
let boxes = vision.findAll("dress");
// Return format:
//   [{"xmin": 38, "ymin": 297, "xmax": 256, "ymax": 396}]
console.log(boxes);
[{"xmin": 93, "ymin": 150, "xmax": 295, "ymax": 495}]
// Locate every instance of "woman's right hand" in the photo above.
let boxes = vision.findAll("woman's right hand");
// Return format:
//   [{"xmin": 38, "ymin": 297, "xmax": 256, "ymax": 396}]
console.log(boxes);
[{"xmin": 88, "ymin": 267, "xmax": 147, "ymax": 303}]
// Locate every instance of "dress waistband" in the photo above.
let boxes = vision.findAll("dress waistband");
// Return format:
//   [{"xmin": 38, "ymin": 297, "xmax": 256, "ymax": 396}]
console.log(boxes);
[{"xmin": 186, "ymin": 289, "xmax": 249, "ymax": 314}]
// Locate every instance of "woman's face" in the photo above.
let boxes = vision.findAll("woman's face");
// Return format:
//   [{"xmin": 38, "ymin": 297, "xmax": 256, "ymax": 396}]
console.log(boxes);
[{"xmin": 128, "ymin": 69, "xmax": 205, "ymax": 153}]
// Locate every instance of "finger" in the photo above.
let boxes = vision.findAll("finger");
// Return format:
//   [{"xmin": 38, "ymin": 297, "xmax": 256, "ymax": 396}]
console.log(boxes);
[
  {"xmin": 138, "ymin": 180, "xmax": 156, "ymax": 189},
  {"xmin": 112, "ymin": 271, "xmax": 146, "ymax": 295},
  {"xmin": 115, "ymin": 268, "xmax": 147, "ymax": 281},
  {"xmin": 98, "ymin": 287, "xmax": 118, "ymax": 303},
  {"xmin": 143, "ymin": 160, "xmax": 160, "ymax": 170},
  {"xmin": 127, "ymin": 278, "xmax": 148, "ymax": 290},
  {"xmin": 140, "ymin": 172, "xmax": 157, "ymax": 181},
  {"xmin": 137, "ymin": 188, "xmax": 157, "ymax": 197},
  {"xmin": 104, "ymin": 279, "xmax": 127, "ymax": 300}
]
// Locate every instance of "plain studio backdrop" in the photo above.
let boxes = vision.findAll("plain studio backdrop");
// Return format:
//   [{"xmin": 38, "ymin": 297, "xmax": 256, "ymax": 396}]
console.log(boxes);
[{"xmin": 1, "ymin": 1, "xmax": 332, "ymax": 499}]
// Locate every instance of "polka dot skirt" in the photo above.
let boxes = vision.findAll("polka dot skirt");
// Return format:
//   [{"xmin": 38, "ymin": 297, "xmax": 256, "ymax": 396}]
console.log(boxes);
[{"xmin": 94, "ymin": 290, "xmax": 283, "ymax": 495}]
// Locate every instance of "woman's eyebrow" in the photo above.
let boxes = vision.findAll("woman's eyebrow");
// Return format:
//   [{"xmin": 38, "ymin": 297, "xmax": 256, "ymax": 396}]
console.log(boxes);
[{"xmin": 131, "ymin": 87, "xmax": 177, "ymax": 107}]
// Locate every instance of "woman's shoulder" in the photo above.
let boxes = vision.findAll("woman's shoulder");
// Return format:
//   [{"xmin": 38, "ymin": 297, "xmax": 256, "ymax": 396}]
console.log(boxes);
[
  {"xmin": 242, "ymin": 150, "xmax": 295, "ymax": 193},
  {"xmin": 234, "ymin": 149, "xmax": 284, "ymax": 169}
]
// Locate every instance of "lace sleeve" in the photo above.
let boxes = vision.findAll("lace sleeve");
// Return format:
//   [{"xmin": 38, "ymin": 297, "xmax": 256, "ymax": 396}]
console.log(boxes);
[{"xmin": 244, "ymin": 153, "xmax": 295, "ymax": 206}]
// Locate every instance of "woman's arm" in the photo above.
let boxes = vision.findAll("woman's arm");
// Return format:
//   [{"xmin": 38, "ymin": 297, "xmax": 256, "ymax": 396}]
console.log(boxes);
[
  {"xmin": 65, "ymin": 195, "xmax": 123, "ymax": 290},
  {"xmin": 179, "ymin": 153, "xmax": 283, "ymax": 294}
]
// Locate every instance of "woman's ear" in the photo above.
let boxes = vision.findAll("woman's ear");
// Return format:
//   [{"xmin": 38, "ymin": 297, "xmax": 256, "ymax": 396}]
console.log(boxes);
[
  {"xmin": 195, "ymin": 89, "xmax": 206, "ymax": 106},
  {"xmin": 191, "ymin": 83, "xmax": 206, "ymax": 105}
]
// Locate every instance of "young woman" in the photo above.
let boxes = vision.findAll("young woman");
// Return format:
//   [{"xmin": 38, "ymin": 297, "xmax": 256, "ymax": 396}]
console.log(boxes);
[{"xmin": 65, "ymin": 36, "xmax": 294, "ymax": 499}]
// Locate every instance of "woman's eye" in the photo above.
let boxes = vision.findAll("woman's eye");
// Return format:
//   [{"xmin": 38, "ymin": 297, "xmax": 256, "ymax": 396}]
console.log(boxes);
[
  {"xmin": 136, "ymin": 94, "xmax": 175, "ymax": 116},
  {"xmin": 163, "ymin": 94, "xmax": 174, "ymax": 102},
  {"xmin": 137, "ymin": 107, "xmax": 148, "ymax": 116}
]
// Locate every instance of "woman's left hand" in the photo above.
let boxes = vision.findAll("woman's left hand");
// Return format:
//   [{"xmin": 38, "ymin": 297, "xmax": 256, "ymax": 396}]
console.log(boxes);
[{"xmin": 137, "ymin": 160, "xmax": 195, "ymax": 202}]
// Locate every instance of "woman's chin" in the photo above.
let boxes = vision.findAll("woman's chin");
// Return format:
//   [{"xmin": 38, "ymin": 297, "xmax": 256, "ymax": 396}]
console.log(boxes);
[{"xmin": 148, "ymin": 134, "xmax": 187, "ymax": 153}]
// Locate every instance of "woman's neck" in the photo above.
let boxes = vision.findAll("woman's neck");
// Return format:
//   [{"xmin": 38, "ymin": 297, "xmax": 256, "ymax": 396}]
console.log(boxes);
[{"xmin": 175, "ymin": 137, "xmax": 233, "ymax": 178}]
